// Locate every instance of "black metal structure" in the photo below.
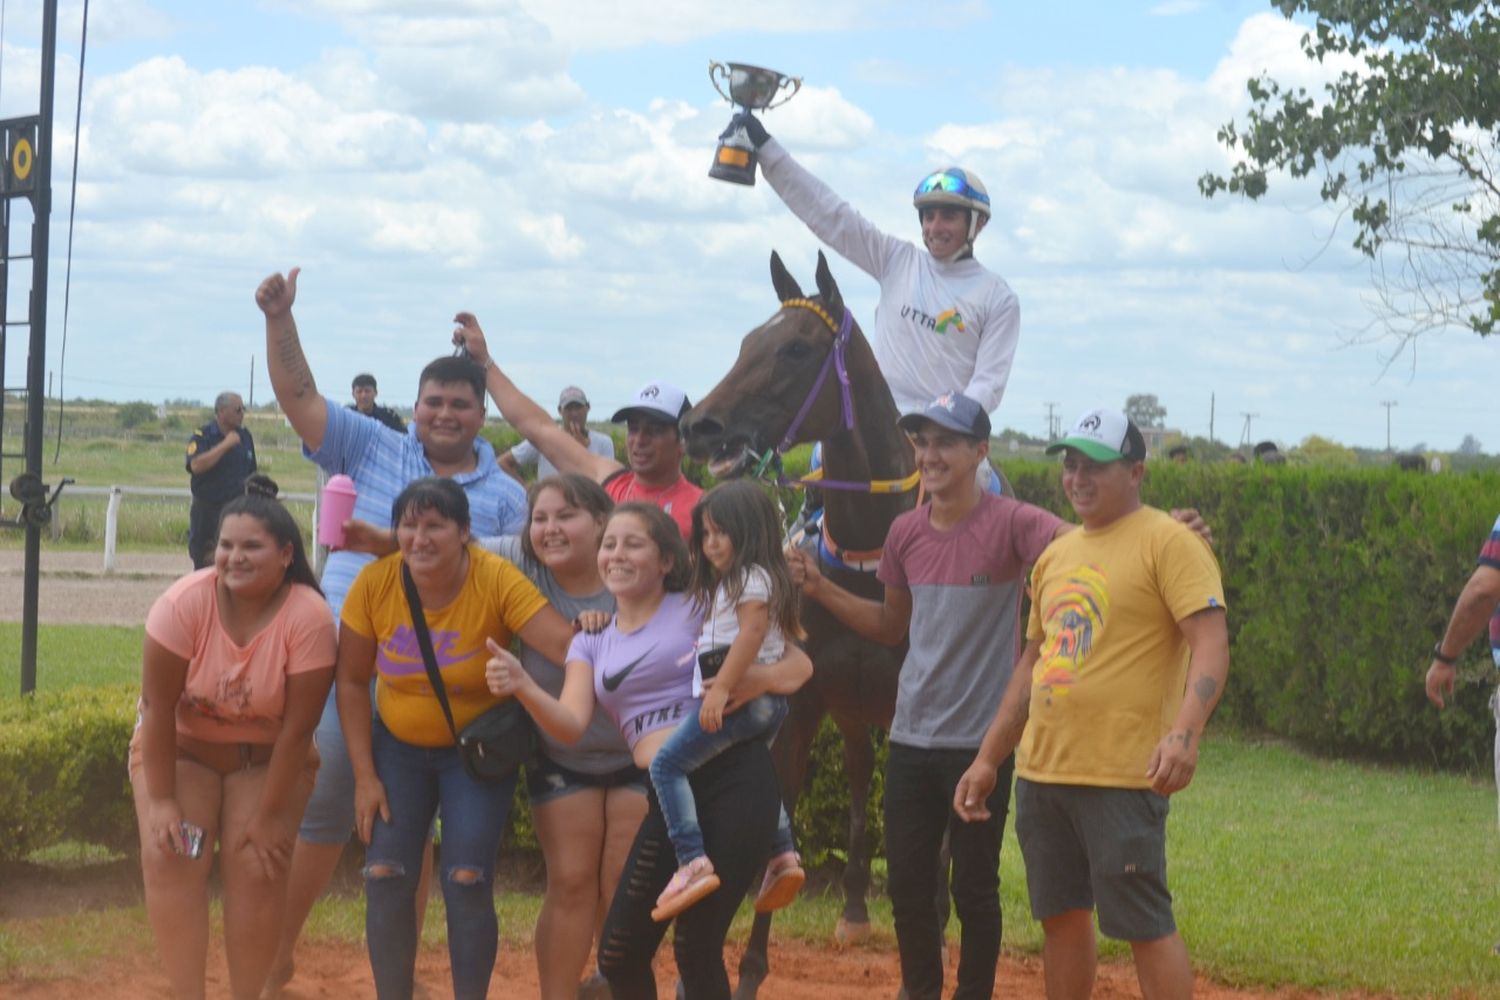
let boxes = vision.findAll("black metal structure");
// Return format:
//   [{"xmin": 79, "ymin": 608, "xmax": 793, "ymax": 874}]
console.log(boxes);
[{"xmin": 1, "ymin": 0, "xmax": 61, "ymax": 694}]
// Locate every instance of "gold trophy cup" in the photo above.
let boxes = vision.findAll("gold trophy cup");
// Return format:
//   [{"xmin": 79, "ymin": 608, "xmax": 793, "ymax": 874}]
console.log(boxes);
[{"xmin": 708, "ymin": 61, "xmax": 802, "ymax": 186}]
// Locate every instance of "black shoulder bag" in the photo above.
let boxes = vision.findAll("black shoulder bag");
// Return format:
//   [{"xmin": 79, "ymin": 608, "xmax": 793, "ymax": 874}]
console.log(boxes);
[{"xmin": 401, "ymin": 563, "xmax": 535, "ymax": 784}]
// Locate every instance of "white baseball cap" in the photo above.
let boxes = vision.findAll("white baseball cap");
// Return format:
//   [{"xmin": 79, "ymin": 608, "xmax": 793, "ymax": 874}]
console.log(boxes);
[
  {"xmin": 609, "ymin": 381, "xmax": 691, "ymax": 425},
  {"xmin": 1046, "ymin": 407, "xmax": 1147, "ymax": 462}
]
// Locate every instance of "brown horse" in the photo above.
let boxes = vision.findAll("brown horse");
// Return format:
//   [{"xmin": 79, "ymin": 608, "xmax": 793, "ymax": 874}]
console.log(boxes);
[{"xmin": 683, "ymin": 250, "xmax": 917, "ymax": 1000}]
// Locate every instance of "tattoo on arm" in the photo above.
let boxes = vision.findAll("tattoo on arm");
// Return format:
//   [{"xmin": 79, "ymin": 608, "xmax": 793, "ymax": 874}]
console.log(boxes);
[
  {"xmin": 1193, "ymin": 676, "xmax": 1218, "ymax": 707},
  {"xmin": 274, "ymin": 324, "xmax": 315, "ymax": 399},
  {"xmin": 1174, "ymin": 730, "xmax": 1194, "ymax": 749}
]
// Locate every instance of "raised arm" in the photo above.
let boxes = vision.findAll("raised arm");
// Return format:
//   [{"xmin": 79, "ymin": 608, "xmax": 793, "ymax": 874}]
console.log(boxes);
[
  {"xmin": 787, "ymin": 546, "xmax": 910, "ymax": 646},
  {"xmin": 1147, "ymin": 606, "xmax": 1230, "ymax": 795},
  {"xmin": 452, "ymin": 312, "xmax": 622, "ymax": 484},
  {"xmin": 256, "ymin": 268, "xmax": 329, "ymax": 452}
]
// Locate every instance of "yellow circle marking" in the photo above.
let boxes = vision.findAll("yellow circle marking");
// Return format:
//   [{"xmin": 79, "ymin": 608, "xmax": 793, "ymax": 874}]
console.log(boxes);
[{"xmin": 12, "ymin": 137, "xmax": 33, "ymax": 181}]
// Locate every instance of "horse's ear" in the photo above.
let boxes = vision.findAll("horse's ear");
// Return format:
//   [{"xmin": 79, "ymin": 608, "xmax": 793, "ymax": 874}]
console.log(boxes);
[
  {"xmin": 814, "ymin": 250, "xmax": 845, "ymax": 320},
  {"xmin": 770, "ymin": 251, "xmax": 803, "ymax": 302}
]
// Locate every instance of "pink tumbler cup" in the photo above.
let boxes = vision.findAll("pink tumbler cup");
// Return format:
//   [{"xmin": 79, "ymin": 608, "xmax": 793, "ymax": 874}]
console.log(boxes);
[{"xmin": 318, "ymin": 474, "xmax": 358, "ymax": 549}]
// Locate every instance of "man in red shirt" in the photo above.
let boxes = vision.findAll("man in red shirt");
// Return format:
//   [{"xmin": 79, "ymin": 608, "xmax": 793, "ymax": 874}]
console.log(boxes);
[{"xmin": 452, "ymin": 312, "xmax": 702, "ymax": 538}]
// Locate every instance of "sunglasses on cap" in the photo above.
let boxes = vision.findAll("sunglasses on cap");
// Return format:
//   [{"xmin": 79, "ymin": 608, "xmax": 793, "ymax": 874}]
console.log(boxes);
[{"xmin": 914, "ymin": 171, "xmax": 990, "ymax": 207}]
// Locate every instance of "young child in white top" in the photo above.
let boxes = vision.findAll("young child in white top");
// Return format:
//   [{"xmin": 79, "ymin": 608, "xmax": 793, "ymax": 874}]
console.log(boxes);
[{"xmin": 646, "ymin": 480, "xmax": 806, "ymax": 922}]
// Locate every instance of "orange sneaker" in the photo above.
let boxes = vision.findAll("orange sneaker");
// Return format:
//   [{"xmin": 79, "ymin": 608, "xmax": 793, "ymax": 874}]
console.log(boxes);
[
  {"xmin": 651, "ymin": 856, "xmax": 721, "ymax": 923},
  {"xmin": 753, "ymin": 850, "xmax": 805, "ymax": 913}
]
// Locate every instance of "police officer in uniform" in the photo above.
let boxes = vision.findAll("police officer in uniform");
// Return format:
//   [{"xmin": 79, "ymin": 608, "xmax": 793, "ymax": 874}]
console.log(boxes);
[{"xmin": 185, "ymin": 391, "xmax": 257, "ymax": 568}]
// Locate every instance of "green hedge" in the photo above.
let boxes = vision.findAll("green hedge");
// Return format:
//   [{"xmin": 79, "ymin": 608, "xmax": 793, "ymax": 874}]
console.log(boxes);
[
  {"xmin": 1001, "ymin": 459, "xmax": 1500, "ymax": 770},
  {"xmin": 0, "ymin": 684, "xmax": 137, "ymax": 861}
]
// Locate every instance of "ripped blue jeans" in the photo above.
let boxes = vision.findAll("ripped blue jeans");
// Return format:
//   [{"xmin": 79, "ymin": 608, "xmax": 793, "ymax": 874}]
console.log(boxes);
[{"xmin": 365, "ymin": 716, "xmax": 515, "ymax": 1000}]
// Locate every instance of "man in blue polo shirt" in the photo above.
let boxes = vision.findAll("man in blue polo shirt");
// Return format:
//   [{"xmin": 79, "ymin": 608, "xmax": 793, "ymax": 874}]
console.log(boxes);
[
  {"xmin": 185, "ymin": 391, "xmax": 257, "ymax": 568},
  {"xmin": 255, "ymin": 266, "xmax": 528, "ymax": 991}
]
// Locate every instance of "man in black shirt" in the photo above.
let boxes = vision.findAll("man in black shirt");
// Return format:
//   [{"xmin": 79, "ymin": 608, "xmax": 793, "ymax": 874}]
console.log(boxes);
[
  {"xmin": 185, "ymin": 392, "xmax": 257, "ymax": 568},
  {"xmin": 348, "ymin": 373, "xmax": 406, "ymax": 432}
]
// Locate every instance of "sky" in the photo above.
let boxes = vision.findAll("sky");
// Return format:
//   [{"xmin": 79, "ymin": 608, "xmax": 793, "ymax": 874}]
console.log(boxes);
[{"xmin": 0, "ymin": 0, "xmax": 1495, "ymax": 453}]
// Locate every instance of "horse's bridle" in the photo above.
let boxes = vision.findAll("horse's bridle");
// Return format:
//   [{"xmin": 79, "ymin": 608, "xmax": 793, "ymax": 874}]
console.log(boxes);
[{"xmin": 756, "ymin": 298, "xmax": 920, "ymax": 496}]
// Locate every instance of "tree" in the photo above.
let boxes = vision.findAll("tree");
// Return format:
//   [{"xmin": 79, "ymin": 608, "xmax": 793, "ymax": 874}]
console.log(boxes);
[
  {"xmin": 1291, "ymin": 433, "xmax": 1359, "ymax": 466},
  {"xmin": 1123, "ymin": 393, "xmax": 1167, "ymax": 429},
  {"xmin": 1457, "ymin": 432, "xmax": 1484, "ymax": 455},
  {"xmin": 116, "ymin": 401, "xmax": 155, "ymax": 430},
  {"xmin": 1199, "ymin": 1, "xmax": 1500, "ymax": 347}
]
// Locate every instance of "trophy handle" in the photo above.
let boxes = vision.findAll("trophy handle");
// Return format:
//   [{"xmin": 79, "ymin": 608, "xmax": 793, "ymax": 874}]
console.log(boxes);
[
  {"xmin": 709, "ymin": 61, "xmax": 734, "ymax": 103},
  {"xmin": 765, "ymin": 75, "xmax": 803, "ymax": 110}
]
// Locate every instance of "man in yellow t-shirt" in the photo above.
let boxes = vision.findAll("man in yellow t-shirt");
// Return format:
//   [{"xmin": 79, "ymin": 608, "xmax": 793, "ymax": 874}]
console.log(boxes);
[{"xmin": 953, "ymin": 406, "xmax": 1229, "ymax": 1000}]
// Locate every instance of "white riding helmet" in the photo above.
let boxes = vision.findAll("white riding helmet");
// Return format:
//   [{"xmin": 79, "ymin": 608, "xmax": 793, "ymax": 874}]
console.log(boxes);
[{"xmin": 912, "ymin": 167, "xmax": 991, "ymax": 219}]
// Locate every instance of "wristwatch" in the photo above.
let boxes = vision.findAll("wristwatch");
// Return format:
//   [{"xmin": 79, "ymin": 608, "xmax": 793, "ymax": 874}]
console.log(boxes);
[{"xmin": 1431, "ymin": 642, "xmax": 1457, "ymax": 665}]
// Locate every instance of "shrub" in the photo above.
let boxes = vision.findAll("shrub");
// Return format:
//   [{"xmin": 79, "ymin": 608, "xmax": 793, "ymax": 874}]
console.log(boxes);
[
  {"xmin": 0, "ymin": 685, "xmax": 137, "ymax": 861},
  {"xmin": 116, "ymin": 401, "xmax": 156, "ymax": 430}
]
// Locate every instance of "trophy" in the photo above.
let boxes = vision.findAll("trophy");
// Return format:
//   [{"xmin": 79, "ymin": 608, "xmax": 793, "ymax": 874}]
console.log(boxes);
[{"xmin": 708, "ymin": 61, "xmax": 801, "ymax": 186}]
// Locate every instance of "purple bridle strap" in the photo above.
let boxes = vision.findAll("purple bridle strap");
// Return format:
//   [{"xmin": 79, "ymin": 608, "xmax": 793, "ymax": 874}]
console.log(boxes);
[{"xmin": 777, "ymin": 303, "xmax": 855, "ymax": 454}]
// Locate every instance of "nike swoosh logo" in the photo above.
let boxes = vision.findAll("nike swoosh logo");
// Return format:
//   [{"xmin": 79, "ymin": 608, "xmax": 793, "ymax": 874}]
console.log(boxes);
[{"xmin": 601, "ymin": 645, "xmax": 657, "ymax": 693}]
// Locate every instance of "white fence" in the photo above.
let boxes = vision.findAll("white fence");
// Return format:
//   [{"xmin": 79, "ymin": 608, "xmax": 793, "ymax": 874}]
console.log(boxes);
[{"xmin": 59, "ymin": 485, "xmax": 322, "ymax": 574}]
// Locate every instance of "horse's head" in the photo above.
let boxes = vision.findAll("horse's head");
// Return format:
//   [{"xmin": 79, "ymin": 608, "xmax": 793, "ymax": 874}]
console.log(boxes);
[{"xmin": 685, "ymin": 250, "xmax": 871, "ymax": 478}]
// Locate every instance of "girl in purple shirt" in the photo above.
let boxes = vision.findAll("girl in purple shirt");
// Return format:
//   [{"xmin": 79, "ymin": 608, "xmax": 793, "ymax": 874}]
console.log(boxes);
[{"xmin": 487, "ymin": 502, "xmax": 812, "ymax": 999}]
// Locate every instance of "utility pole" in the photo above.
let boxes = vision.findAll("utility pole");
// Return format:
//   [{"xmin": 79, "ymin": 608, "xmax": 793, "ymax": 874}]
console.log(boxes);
[
  {"xmin": 1381, "ymin": 400, "xmax": 1397, "ymax": 451},
  {"xmin": 1208, "ymin": 393, "xmax": 1215, "ymax": 443},
  {"xmin": 1044, "ymin": 402, "xmax": 1059, "ymax": 440},
  {"xmin": 1239, "ymin": 412, "xmax": 1258, "ymax": 448}
]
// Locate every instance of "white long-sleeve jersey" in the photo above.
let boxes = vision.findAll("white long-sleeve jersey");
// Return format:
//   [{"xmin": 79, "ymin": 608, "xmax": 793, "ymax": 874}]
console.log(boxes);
[{"xmin": 759, "ymin": 138, "xmax": 1020, "ymax": 416}]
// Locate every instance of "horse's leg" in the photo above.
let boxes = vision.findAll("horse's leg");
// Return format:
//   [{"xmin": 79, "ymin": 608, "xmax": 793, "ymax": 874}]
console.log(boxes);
[
  {"xmin": 833, "ymin": 715, "xmax": 875, "ymax": 944},
  {"xmin": 733, "ymin": 691, "xmax": 824, "ymax": 1000}
]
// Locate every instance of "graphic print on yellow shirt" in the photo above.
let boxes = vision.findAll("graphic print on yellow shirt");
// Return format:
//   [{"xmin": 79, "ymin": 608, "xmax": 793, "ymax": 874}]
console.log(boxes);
[{"xmin": 1033, "ymin": 562, "xmax": 1111, "ymax": 704}]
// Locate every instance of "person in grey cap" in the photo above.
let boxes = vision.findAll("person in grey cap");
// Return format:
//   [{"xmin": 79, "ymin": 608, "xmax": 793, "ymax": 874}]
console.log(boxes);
[
  {"xmin": 500, "ymin": 385, "xmax": 617, "ymax": 484},
  {"xmin": 451, "ymin": 313, "xmax": 703, "ymax": 539},
  {"xmin": 954, "ymin": 405, "xmax": 1229, "ymax": 1000},
  {"xmin": 789, "ymin": 390, "xmax": 1071, "ymax": 1000}
]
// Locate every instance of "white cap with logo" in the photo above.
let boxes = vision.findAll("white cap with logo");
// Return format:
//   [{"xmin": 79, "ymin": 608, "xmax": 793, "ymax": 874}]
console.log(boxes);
[{"xmin": 610, "ymin": 381, "xmax": 692, "ymax": 424}]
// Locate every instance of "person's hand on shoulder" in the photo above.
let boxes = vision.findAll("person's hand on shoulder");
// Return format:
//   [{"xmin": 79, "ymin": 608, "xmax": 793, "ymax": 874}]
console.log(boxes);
[
  {"xmin": 255, "ymin": 268, "xmax": 299, "ymax": 318},
  {"xmin": 574, "ymin": 610, "xmax": 611, "ymax": 634},
  {"xmin": 1169, "ymin": 508, "xmax": 1213, "ymax": 547}
]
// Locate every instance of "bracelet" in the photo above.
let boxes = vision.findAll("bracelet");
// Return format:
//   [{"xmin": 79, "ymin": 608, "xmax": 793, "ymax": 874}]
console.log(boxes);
[{"xmin": 1431, "ymin": 642, "xmax": 1457, "ymax": 665}]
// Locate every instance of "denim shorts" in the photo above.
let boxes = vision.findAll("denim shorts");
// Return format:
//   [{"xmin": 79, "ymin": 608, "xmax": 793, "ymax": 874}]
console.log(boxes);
[
  {"xmin": 1014, "ymin": 778, "xmax": 1176, "ymax": 941},
  {"xmin": 525, "ymin": 752, "xmax": 648, "ymax": 807}
]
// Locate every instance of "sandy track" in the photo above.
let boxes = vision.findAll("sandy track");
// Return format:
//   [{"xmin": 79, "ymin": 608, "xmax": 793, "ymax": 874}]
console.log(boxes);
[{"xmin": 0, "ymin": 550, "xmax": 190, "ymax": 626}]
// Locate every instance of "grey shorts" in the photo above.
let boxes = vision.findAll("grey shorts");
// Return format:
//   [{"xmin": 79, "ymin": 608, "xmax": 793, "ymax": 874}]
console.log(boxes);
[
  {"xmin": 1014, "ymin": 778, "xmax": 1176, "ymax": 941},
  {"xmin": 525, "ymin": 752, "xmax": 648, "ymax": 807}
]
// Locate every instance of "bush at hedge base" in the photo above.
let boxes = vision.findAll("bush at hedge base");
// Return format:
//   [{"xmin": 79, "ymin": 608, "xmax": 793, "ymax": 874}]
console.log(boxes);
[
  {"xmin": 1002, "ymin": 459, "xmax": 1500, "ymax": 770},
  {"xmin": 0, "ymin": 685, "xmax": 137, "ymax": 862}
]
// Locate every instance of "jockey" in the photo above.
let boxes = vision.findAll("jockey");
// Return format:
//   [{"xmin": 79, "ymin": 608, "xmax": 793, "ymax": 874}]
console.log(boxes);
[{"xmin": 732, "ymin": 111, "xmax": 1021, "ymax": 422}]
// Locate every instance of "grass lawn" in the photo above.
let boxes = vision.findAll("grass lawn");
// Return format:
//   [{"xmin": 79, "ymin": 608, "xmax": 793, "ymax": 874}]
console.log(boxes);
[
  {"xmin": 1, "ymin": 681, "xmax": 1496, "ymax": 996},
  {"xmin": 0, "ymin": 623, "xmax": 143, "ymax": 695}
]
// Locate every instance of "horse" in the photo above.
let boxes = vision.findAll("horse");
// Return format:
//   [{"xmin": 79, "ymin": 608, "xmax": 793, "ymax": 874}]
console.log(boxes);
[{"xmin": 683, "ymin": 250, "xmax": 919, "ymax": 1000}]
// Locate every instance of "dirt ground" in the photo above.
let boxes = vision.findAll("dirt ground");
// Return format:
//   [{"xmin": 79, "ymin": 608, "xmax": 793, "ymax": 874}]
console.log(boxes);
[
  {"xmin": 6, "ymin": 932, "xmax": 1395, "ymax": 1000},
  {"xmin": 0, "ymin": 853, "xmax": 1406, "ymax": 1000},
  {"xmin": 0, "ymin": 549, "xmax": 190, "ymax": 625}
]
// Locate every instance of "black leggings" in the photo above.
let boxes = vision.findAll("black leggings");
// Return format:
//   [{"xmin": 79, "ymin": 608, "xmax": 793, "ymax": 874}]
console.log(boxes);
[{"xmin": 599, "ymin": 739, "xmax": 780, "ymax": 1000}]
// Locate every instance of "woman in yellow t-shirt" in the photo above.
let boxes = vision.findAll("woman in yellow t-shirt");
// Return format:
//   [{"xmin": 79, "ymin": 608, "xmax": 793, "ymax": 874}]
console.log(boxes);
[
  {"xmin": 337, "ymin": 477, "xmax": 574, "ymax": 1000},
  {"xmin": 133, "ymin": 475, "xmax": 337, "ymax": 1000}
]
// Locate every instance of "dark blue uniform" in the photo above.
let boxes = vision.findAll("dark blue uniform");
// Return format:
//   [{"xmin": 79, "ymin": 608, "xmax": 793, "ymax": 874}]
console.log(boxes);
[
  {"xmin": 185, "ymin": 421, "xmax": 257, "ymax": 568},
  {"xmin": 346, "ymin": 402, "xmax": 406, "ymax": 433}
]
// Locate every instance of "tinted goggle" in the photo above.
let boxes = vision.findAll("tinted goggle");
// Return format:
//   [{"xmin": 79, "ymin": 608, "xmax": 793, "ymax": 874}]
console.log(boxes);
[{"xmin": 914, "ymin": 171, "xmax": 990, "ymax": 208}]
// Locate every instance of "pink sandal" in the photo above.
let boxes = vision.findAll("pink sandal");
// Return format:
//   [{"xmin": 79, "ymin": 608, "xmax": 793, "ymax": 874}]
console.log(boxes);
[
  {"xmin": 651, "ymin": 855, "xmax": 721, "ymax": 922},
  {"xmin": 753, "ymin": 850, "xmax": 805, "ymax": 913}
]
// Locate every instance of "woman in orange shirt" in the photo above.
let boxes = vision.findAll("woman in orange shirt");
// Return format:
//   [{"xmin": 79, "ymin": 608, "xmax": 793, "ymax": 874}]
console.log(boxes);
[{"xmin": 132, "ymin": 476, "xmax": 337, "ymax": 1000}]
